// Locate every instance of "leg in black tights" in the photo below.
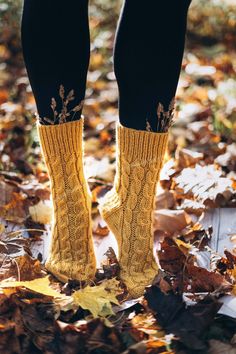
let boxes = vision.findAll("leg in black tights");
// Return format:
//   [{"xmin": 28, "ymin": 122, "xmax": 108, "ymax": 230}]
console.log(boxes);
[
  {"xmin": 114, "ymin": 0, "xmax": 192, "ymax": 131},
  {"xmin": 21, "ymin": 0, "xmax": 90, "ymax": 124},
  {"xmin": 21, "ymin": 0, "xmax": 191, "ymax": 129}
]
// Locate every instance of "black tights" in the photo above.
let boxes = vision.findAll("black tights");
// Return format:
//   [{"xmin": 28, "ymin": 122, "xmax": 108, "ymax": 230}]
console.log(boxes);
[{"xmin": 21, "ymin": 0, "xmax": 191, "ymax": 131}]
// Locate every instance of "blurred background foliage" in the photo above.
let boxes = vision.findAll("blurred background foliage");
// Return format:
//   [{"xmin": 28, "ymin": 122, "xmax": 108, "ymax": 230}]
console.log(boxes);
[
  {"xmin": 1, "ymin": 0, "xmax": 236, "ymax": 67},
  {"xmin": 0, "ymin": 0, "xmax": 236, "ymax": 139}
]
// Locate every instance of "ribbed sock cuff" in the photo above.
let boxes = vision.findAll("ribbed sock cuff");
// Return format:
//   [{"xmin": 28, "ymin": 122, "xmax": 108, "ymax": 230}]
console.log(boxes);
[
  {"xmin": 117, "ymin": 122, "xmax": 169, "ymax": 163},
  {"xmin": 37, "ymin": 118, "xmax": 84, "ymax": 157}
]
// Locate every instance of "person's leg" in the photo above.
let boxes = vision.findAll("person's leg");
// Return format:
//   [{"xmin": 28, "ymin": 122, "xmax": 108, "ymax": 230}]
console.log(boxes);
[
  {"xmin": 114, "ymin": 0, "xmax": 191, "ymax": 132},
  {"xmin": 21, "ymin": 0, "xmax": 96, "ymax": 282},
  {"xmin": 21, "ymin": 0, "xmax": 90, "ymax": 124},
  {"xmin": 100, "ymin": 0, "xmax": 192, "ymax": 297}
]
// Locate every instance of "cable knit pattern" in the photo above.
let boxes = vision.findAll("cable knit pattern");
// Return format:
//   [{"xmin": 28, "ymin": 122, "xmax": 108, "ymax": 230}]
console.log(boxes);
[
  {"xmin": 99, "ymin": 123, "xmax": 169, "ymax": 298},
  {"xmin": 38, "ymin": 118, "xmax": 96, "ymax": 283}
]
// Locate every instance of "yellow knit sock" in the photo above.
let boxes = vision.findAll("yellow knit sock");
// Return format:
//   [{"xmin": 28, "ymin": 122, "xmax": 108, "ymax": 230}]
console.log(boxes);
[
  {"xmin": 99, "ymin": 123, "xmax": 169, "ymax": 298},
  {"xmin": 38, "ymin": 118, "xmax": 96, "ymax": 283}
]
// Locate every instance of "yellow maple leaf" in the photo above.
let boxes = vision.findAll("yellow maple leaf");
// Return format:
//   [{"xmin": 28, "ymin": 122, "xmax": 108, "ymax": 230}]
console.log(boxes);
[
  {"xmin": 72, "ymin": 278, "xmax": 121, "ymax": 318},
  {"xmin": 0, "ymin": 276, "xmax": 64, "ymax": 298}
]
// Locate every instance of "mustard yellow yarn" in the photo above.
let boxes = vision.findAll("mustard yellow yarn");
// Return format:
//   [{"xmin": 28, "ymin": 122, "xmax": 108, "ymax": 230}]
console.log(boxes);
[
  {"xmin": 38, "ymin": 118, "xmax": 96, "ymax": 283},
  {"xmin": 99, "ymin": 123, "xmax": 169, "ymax": 298}
]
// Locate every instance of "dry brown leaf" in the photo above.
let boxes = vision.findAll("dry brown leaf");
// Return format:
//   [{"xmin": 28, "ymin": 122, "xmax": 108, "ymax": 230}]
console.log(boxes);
[
  {"xmin": 153, "ymin": 209, "xmax": 192, "ymax": 236},
  {"xmin": 0, "ymin": 253, "xmax": 43, "ymax": 282},
  {"xmin": 176, "ymin": 148, "xmax": 204, "ymax": 168},
  {"xmin": 158, "ymin": 238, "xmax": 187, "ymax": 274},
  {"xmin": 185, "ymin": 264, "xmax": 233, "ymax": 293},
  {"xmin": 0, "ymin": 178, "xmax": 19, "ymax": 206},
  {"xmin": 0, "ymin": 192, "xmax": 28, "ymax": 223},
  {"xmin": 13, "ymin": 254, "xmax": 43, "ymax": 281},
  {"xmin": 19, "ymin": 181, "xmax": 51, "ymax": 200},
  {"xmin": 155, "ymin": 189, "xmax": 176, "ymax": 210}
]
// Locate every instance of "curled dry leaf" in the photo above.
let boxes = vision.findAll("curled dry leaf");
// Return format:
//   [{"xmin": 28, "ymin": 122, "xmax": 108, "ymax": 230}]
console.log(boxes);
[
  {"xmin": 153, "ymin": 209, "xmax": 192, "ymax": 236},
  {"xmin": 157, "ymin": 236, "xmax": 233, "ymax": 294},
  {"xmin": 0, "ymin": 232, "xmax": 31, "ymax": 258},
  {"xmin": 0, "ymin": 253, "xmax": 44, "ymax": 281},
  {"xmin": 176, "ymin": 148, "xmax": 204, "ymax": 169},
  {"xmin": 158, "ymin": 238, "xmax": 187, "ymax": 274},
  {"xmin": 155, "ymin": 188, "xmax": 176, "ymax": 210},
  {"xmin": 0, "ymin": 177, "xmax": 31, "ymax": 224},
  {"xmin": 99, "ymin": 247, "xmax": 120, "ymax": 280},
  {"xmin": 131, "ymin": 312, "xmax": 165, "ymax": 338},
  {"xmin": 0, "ymin": 230, "xmax": 35, "ymax": 280},
  {"xmin": 185, "ymin": 264, "xmax": 233, "ymax": 293},
  {"xmin": 19, "ymin": 181, "xmax": 51, "ymax": 200}
]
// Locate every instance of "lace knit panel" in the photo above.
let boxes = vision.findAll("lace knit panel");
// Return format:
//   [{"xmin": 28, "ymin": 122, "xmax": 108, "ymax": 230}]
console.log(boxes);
[
  {"xmin": 100, "ymin": 123, "xmax": 168, "ymax": 298},
  {"xmin": 38, "ymin": 119, "xmax": 96, "ymax": 282}
]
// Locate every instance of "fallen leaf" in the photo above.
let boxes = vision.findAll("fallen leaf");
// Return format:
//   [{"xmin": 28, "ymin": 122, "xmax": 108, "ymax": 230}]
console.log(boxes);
[
  {"xmin": 176, "ymin": 148, "xmax": 204, "ymax": 168},
  {"xmin": 0, "ymin": 253, "xmax": 44, "ymax": 281},
  {"xmin": 158, "ymin": 238, "xmax": 187, "ymax": 274},
  {"xmin": 185, "ymin": 264, "xmax": 233, "ymax": 293},
  {"xmin": 145, "ymin": 286, "xmax": 222, "ymax": 351},
  {"xmin": 155, "ymin": 189, "xmax": 176, "ymax": 210},
  {"xmin": 0, "ymin": 191, "xmax": 28, "ymax": 224},
  {"xmin": 0, "ymin": 276, "xmax": 64, "ymax": 298},
  {"xmin": 154, "ymin": 209, "xmax": 191, "ymax": 236},
  {"xmin": 72, "ymin": 278, "xmax": 121, "ymax": 318}
]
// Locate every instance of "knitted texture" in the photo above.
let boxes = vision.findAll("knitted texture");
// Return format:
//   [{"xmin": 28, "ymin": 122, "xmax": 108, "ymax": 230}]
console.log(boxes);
[
  {"xmin": 38, "ymin": 118, "xmax": 96, "ymax": 282},
  {"xmin": 99, "ymin": 123, "xmax": 169, "ymax": 298}
]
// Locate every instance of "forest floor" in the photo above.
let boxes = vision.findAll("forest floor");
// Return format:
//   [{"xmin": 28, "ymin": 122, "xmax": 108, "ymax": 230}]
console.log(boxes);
[{"xmin": 0, "ymin": 1, "xmax": 236, "ymax": 353}]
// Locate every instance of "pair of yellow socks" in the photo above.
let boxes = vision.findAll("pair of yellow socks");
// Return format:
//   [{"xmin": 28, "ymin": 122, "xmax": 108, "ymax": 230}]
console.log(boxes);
[{"xmin": 38, "ymin": 118, "xmax": 168, "ymax": 297}]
